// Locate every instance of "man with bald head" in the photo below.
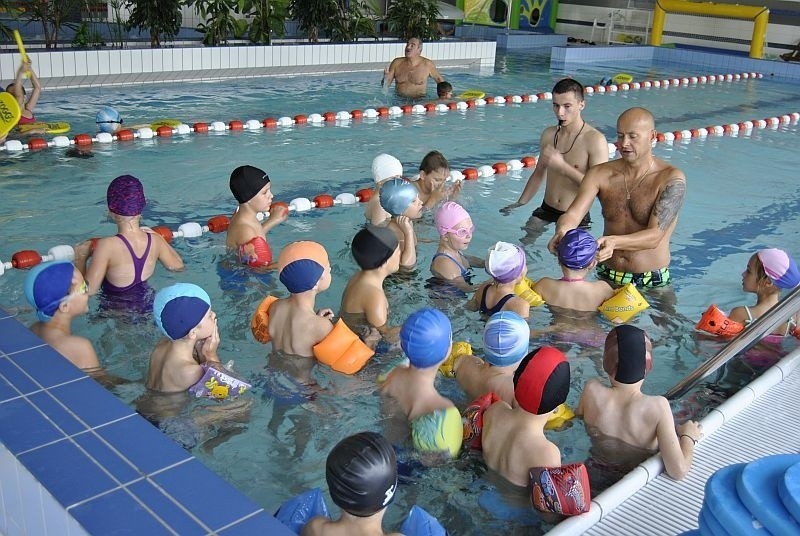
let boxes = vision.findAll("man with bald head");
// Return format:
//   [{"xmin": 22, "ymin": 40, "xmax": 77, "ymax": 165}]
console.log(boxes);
[
  {"xmin": 548, "ymin": 107, "xmax": 686, "ymax": 288},
  {"xmin": 383, "ymin": 38, "xmax": 444, "ymax": 99}
]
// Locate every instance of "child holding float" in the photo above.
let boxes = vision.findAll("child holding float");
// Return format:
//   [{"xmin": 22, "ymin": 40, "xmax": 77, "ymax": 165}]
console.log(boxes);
[
  {"xmin": 379, "ymin": 178, "xmax": 424, "ymax": 270},
  {"xmin": 6, "ymin": 59, "xmax": 41, "ymax": 126},
  {"xmin": 468, "ymin": 241, "xmax": 531, "ymax": 319},
  {"xmin": 697, "ymin": 248, "xmax": 800, "ymax": 339},
  {"xmin": 430, "ymin": 201, "xmax": 482, "ymax": 289},
  {"xmin": 250, "ymin": 241, "xmax": 375, "ymax": 375},
  {"xmin": 225, "ymin": 164, "xmax": 289, "ymax": 268}
]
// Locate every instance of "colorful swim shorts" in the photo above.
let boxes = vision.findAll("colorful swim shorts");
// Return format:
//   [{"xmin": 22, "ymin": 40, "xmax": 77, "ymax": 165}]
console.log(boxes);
[{"xmin": 596, "ymin": 264, "xmax": 671, "ymax": 288}]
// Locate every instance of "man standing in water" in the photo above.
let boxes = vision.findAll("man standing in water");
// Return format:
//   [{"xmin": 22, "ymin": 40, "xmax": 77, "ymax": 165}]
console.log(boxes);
[
  {"xmin": 548, "ymin": 107, "xmax": 686, "ymax": 288},
  {"xmin": 383, "ymin": 38, "xmax": 444, "ymax": 99},
  {"xmin": 501, "ymin": 78, "xmax": 609, "ymax": 244}
]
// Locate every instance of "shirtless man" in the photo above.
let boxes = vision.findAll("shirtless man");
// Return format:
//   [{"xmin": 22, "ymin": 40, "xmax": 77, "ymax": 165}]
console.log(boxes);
[
  {"xmin": 501, "ymin": 78, "xmax": 609, "ymax": 243},
  {"xmin": 383, "ymin": 38, "xmax": 444, "ymax": 99},
  {"xmin": 548, "ymin": 107, "xmax": 686, "ymax": 289}
]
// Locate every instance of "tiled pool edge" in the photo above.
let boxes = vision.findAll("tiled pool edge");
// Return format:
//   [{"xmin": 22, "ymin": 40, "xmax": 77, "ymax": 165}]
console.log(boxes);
[
  {"xmin": 0, "ymin": 307, "xmax": 292, "ymax": 535},
  {"xmin": 0, "ymin": 41, "xmax": 497, "ymax": 89}
]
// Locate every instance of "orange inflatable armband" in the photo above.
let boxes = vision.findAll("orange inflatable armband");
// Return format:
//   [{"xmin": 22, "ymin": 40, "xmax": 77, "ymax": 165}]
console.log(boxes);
[
  {"xmin": 313, "ymin": 319, "xmax": 375, "ymax": 375},
  {"xmin": 251, "ymin": 295, "xmax": 279, "ymax": 343},
  {"xmin": 695, "ymin": 304, "xmax": 744, "ymax": 338}
]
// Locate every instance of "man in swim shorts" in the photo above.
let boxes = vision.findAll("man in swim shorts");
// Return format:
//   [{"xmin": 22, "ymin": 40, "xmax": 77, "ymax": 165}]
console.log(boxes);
[
  {"xmin": 577, "ymin": 325, "xmax": 702, "ymax": 481},
  {"xmin": 548, "ymin": 107, "xmax": 687, "ymax": 289},
  {"xmin": 501, "ymin": 78, "xmax": 609, "ymax": 243},
  {"xmin": 382, "ymin": 38, "xmax": 444, "ymax": 99}
]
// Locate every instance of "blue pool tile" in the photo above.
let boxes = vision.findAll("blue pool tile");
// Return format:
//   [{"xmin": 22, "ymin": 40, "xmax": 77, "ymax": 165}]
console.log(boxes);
[
  {"xmin": 27, "ymin": 391, "xmax": 87, "ymax": 436},
  {"xmin": 49, "ymin": 377, "xmax": 134, "ymax": 428},
  {"xmin": 0, "ymin": 397, "xmax": 68, "ymax": 454},
  {"xmin": 218, "ymin": 512, "xmax": 294, "ymax": 535},
  {"xmin": 151, "ymin": 459, "xmax": 264, "ymax": 532},
  {"xmin": 0, "ymin": 358, "xmax": 30, "ymax": 402},
  {"xmin": 72, "ymin": 431, "xmax": 140, "ymax": 485},
  {"xmin": 0, "ymin": 306, "xmax": 10, "ymax": 320},
  {"xmin": 69, "ymin": 488, "xmax": 174, "ymax": 535},
  {"xmin": 0, "ymin": 316, "xmax": 44, "ymax": 354},
  {"xmin": 8, "ymin": 345, "xmax": 85, "ymax": 389},
  {"xmin": 18, "ymin": 439, "xmax": 118, "ymax": 507},
  {"xmin": 127, "ymin": 479, "xmax": 209, "ymax": 535},
  {"xmin": 93, "ymin": 415, "xmax": 191, "ymax": 475}
]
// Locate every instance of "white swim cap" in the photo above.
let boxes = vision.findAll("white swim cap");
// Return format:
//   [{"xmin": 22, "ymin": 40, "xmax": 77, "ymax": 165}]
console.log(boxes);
[{"xmin": 372, "ymin": 154, "xmax": 403, "ymax": 184}]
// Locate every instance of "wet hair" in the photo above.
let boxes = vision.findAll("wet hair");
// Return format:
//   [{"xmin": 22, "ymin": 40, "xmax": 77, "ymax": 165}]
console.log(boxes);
[
  {"xmin": 552, "ymin": 78, "xmax": 584, "ymax": 102},
  {"xmin": 437, "ymin": 81, "xmax": 453, "ymax": 98},
  {"xmin": 419, "ymin": 150, "xmax": 449, "ymax": 174}
]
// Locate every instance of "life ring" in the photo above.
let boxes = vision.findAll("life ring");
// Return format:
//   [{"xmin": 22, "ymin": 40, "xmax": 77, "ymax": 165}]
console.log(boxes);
[
  {"xmin": 598, "ymin": 283, "xmax": 649, "ymax": 323},
  {"xmin": 457, "ymin": 89, "xmax": 486, "ymax": 100},
  {"xmin": 612, "ymin": 73, "xmax": 633, "ymax": 85},
  {"xmin": 514, "ymin": 276, "xmax": 545, "ymax": 307}
]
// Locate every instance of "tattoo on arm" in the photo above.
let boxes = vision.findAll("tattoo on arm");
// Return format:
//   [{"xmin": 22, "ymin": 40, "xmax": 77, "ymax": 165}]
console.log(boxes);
[{"xmin": 654, "ymin": 179, "xmax": 686, "ymax": 230}]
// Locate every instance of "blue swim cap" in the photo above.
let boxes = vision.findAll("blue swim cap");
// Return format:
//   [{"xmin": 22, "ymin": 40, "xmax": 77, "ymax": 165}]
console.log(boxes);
[
  {"xmin": 379, "ymin": 178, "xmax": 418, "ymax": 217},
  {"xmin": 96, "ymin": 106, "xmax": 122, "ymax": 133},
  {"xmin": 23, "ymin": 260, "xmax": 75, "ymax": 322},
  {"xmin": 278, "ymin": 241, "xmax": 329, "ymax": 293},
  {"xmin": 153, "ymin": 283, "xmax": 211, "ymax": 340},
  {"xmin": 483, "ymin": 311, "xmax": 530, "ymax": 367},
  {"xmin": 400, "ymin": 307, "xmax": 452, "ymax": 368},
  {"xmin": 557, "ymin": 229, "xmax": 598, "ymax": 270}
]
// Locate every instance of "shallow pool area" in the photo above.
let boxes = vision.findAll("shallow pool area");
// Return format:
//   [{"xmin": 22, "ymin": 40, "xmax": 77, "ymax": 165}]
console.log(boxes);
[{"xmin": 1, "ymin": 49, "xmax": 799, "ymax": 534}]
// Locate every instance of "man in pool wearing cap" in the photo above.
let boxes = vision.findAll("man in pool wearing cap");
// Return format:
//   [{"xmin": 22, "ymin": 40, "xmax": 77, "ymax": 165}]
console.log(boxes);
[
  {"xmin": 501, "ymin": 79, "xmax": 609, "ymax": 244},
  {"xmin": 302, "ymin": 432, "xmax": 403, "ymax": 536},
  {"xmin": 577, "ymin": 325, "xmax": 702, "ymax": 480},
  {"xmin": 226, "ymin": 164, "xmax": 288, "ymax": 268},
  {"xmin": 382, "ymin": 38, "xmax": 444, "ymax": 99},
  {"xmin": 379, "ymin": 177, "xmax": 424, "ymax": 270},
  {"xmin": 549, "ymin": 107, "xmax": 686, "ymax": 289}
]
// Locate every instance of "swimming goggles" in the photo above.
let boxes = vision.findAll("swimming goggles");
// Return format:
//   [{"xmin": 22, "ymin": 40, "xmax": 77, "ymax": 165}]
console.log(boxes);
[
  {"xmin": 39, "ymin": 279, "xmax": 89, "ymax": 316},
  {"xmin": 96, "ymin": 119, "xmax": 123, "ymax": 124},
  {"xmin": 442, "ymin": 224, "xmax": 475, "ymax": 239}
]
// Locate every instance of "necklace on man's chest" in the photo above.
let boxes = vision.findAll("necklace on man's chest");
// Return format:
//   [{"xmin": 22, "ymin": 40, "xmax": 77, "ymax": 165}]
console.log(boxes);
[{"xmin": 623, "ymin": 158, "xmax": 654, "ymax": 200}]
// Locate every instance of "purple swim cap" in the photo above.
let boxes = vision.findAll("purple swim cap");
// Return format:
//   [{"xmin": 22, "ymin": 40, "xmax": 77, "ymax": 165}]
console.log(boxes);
[
  {"xmin": 107, "ymin": 175, "xmax": 146, "ymax": 216},
  {"xmin": 486, "ymin": 242, "xmax": 526, "ymax": 283},
  {"xmin": 557, "ymin": 229, "xmax": 598, "ymax": 270},
  {"xmin": 757, "ymin": 248, "xmax": 800, "ymax": 289},
  {"xmin": 434, "ymin": 201, "xmax": 471, "ymax": 237}
]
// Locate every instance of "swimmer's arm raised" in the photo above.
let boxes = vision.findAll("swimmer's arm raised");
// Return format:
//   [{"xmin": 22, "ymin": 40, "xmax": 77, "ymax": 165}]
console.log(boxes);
[
  {"xmin": 24, "ymin": 62, "xmax": 42, "ymax": 113},
  {"xmin": 383, "ymin": 59, "xmax": 400, "ymax": 87}
]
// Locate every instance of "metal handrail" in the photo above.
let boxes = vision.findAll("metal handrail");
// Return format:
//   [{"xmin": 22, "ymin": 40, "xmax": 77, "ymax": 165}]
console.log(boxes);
[{"xmin": 665, "ymin": 285, "xmax": 800, "ymax": 400}]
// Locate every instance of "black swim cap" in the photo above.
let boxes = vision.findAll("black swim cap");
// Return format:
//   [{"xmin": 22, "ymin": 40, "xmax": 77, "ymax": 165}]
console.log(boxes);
[
  {"xmin": 351, "ymin": 225, "xmax": 399, "ymax": 270},
  {"xmin": 230, "ymin": 165, "xmax": 270, "ymax": 204},
  {"xmin": 326, "ymin": 431, "xmax": 398, "ymax": 517},
  {"xmin": 603, "ymin": 325, "xmax": 652, "ymax": 384}
]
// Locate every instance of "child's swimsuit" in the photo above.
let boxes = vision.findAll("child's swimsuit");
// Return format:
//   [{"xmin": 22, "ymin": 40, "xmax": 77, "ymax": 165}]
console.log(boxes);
[
  {"xmin": 17, "ymin": 114, "xmax": 36, "ymax": 125},
  {"xmin": 479, "ymin": 287, "xmax": 515, "ymax": 316},
  {"xmin": 431, "ymin": 252, "xmax": 473, "ymax": 284},
  {"xmin": 101, "ymin": 233, "xmax": 152, "ymax": 294},
  {"xmin": 743, "ymin": 306, "xmax": 798, "ymax": 336}
]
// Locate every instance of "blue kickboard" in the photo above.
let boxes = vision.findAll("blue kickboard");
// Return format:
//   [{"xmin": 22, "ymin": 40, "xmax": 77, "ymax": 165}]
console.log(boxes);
[
  {"xmin": 705, "ymin": 464, "xmax": 772, "ymax": 536},
  {"xmin": 778, "ymin": 461, "xmax": 800, "ymax": 524},
  {"xmin": 737, "ymin": 454, "xmax": 800, "ymax": 536},
  {"xmin": 699, "ymin": 503, "xmax": 730, "ymax": 536}
]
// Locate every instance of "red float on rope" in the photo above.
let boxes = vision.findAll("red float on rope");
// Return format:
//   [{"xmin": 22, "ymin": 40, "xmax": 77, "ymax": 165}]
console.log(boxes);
[
  {"xmin": 401, "ymin": 105, "xmax": 412, "ymax": 114},
  {"xmin": 27, "ymin": 138, "xmax": 48, "ymax": 151},
  {"xmin": 323, "ymin": 112, "xmax": 336, "ymax": 122},
  {"xmin": 207, "ymin": 215, "xmax": 231, "ymax": 233},
  {"xmin": 313, "ymin": 194, "xmax": 335, "ymax": 208},
  {"xmin": 293, "ymin": 115, "xmax": 307, "ymax": 125},
  {"xmin": 447, "ymin": 102, "xmax": 458, "ymax": 110},
  {"xmin": 656, "ymin": 132, "xmax": 666, "ymax": 142},
  {"xmin": 262, "ymin": 118, "xmax": 277, "ymax": 128},
  {"xmin": 377, "ymin": 107, "xmax": 389, "ymax": 116},
  {"xmin": 492, "ymin": 162, "xmax": 508, "ymax": 175},
  {"xmin": 424, "ymin": 103, "xmax": 435, "ymax": 112},
  {"xmin": 505, "ymin": 95, "xmax": 514, "ymax": 103},
  {"xmin": 74, "ymin": 134, "xmax": 92, "ymax": 146},
  {"xmin": 521, "ymin": 156, "xmax": 536, "ymax": 168},
  {"xmin": 12, "ymin": 250, "xmax": 42, "ymax": 269},
  {"xmin": 194, "ymin": 122, "xmax": 209, "ymax": 133},
  {"xmin": 521, "ymin": 95, "xmax": 532, "ymax": 103},
  {"xmin": 466, "ymin": 99, "xmax": 475, "ymax": 108},
  {"xmin": 116, "ymin": 129, "xmax": 134, "ymax": 141},
  {"xmin": 271, "ymin": 201, "xmax": 290, "ymax": 212},
  {"xmin": 484, "ymin": 96, "xmax": 494, "ymax": 104},
  {"xmin": 462, "ymin": 168, "xmax": 479, "ymax": 181},
  {"xmin": 723, "ymin": 124, "xmax": 732, "ymax": 133},
  {"xmin": 673, "ymin": 131, "xmax": 683, "ymax": 140},
  {"xmin": 156, "ymin": 126, "xmax": 173, "ymax": 137},
  {"xmin": 351, "ymin": 110, "xmax": 363, "ymax": 119},
  {"xmin": 152, "ymin": 226, "xmax": 174, "ymax": 243},
  {"xmin": 355, "ymin": 188, "xmax": 374, "ymax": 202},
  {"xmin": 229, "ymin": 120, "xmax": 244, "ymax": 130}
]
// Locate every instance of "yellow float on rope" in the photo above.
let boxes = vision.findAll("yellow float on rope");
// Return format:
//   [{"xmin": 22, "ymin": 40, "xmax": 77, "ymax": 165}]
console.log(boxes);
[
  {"xmin": 456, "ymin": 89, "xmax": 486, "ymax": 100},
  {"xmin": 612, "ymin": 73, "xmax": 633, "ymax": 85}
]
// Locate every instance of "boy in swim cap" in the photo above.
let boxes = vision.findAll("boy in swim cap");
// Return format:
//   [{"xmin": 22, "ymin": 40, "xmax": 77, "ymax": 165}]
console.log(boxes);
[
  {"xmin": 96, "ymin": 106, "xmax": 123, "ymax": 133},
  {"xmin": 379, "ymin": 178, "xmax": 423, "ymax": 270},
  {"xmin": 380, "ymin": 308, "xmax": 462, "ymax": 459},
  {"xmin": 414, "ymin": 150, "xmax": 461, "ymax": 209},
  {"xmin": 365, "ymin": 153, "xmax": 403, "ymax": 226},
  {"xmin": 468, "ymin": 241, "xmax": 530, "ymax": 319},
  {"xmin": 577, "ymin": 325, "xmax": 702, "ymax": 480},
  {"xmin": 728, "ymin": 248, "xmax": 800, "ymax": 338},
  {"xmin": 430, "ymin": 201, "xmax": 481, "ymax": 289},
  {"xmin": 533, "ymin": 228, "xmax": 614, "ymax": 311},
  {"xmin": 226, "ymin": 164, "xmax": 289, "ymax": 268},
  {"xmin": 302, "ymin": 431, "xmax": 402, "ymax": 536},
  {"xmin": 450, "ymin": 311, "xmax": 530, "ymax": 404},
  {"xmin": 24, "ymin": 260, "xmax": 102, "ymax": 373},
  {"xmin": 259, "ymin": 241, "xmax": 335, "ymax": 357},
  {"xmin": 481, "ymin": 346, "xmax": 571, "ymax": 486},
  {"xmin": 74, "ymin": 175, "xmax": 184, "ymax": 306},
  {"xmin": 340, "ymin": 225, "xmax": 402, "ymax": 342}
]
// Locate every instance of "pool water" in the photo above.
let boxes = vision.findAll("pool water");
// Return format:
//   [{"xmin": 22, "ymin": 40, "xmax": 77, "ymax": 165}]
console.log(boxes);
[{"xmin": 2, "ymin": 51, "xmax": 799, "ymax": 534}]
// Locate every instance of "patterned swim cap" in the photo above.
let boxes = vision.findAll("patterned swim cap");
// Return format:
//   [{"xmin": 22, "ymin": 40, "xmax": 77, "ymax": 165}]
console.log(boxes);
[
  {"xmin": 557, "ymin": 229, "xmax": 598, "ymax": 270},
  {"xmin": 107, "ymin": 175, "xmax": 146, "ymax": 216}
]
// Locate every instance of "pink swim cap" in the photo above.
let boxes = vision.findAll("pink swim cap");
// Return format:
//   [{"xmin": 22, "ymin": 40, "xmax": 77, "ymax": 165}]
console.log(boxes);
[
  {"xmin": 757, "ymin": 248, "xmax": 800, "ymax": 289},
  {"xmin": 434, "ymin": 201, "xmax": 470, "ymax": 236}
]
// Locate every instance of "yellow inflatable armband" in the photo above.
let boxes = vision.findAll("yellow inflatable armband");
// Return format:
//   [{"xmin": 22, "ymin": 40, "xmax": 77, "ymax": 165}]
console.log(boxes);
[
  {"xmin": 514, "ymin": 276, "xmax": 545, "ymax": 307},
  {"xmin": 410, "ymin": 406, "xmax": 462, "ymax": 458},
  {"xmin": 545, "ymin": 403, "xmax": 575, "ymax": 430},
  {"xmin": 251, "ymin": 295, "xmax": 279, "ymax": 343},
  {"xmin": 439, "ymin": 341, "xmax": 472, "ymax": 378},
  {"xmin": 313, "ymin": 319, "xmax": 375, "ymax": 375},
  {"xmin": 598, "ymin": 283, "xmax": 649, "ymax": 323}
]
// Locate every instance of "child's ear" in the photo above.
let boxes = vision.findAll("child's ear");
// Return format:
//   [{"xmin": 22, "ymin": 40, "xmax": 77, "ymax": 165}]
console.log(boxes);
[{"xmin": 58, "ymin": 300, "xmax": 70, "ymax": 315}]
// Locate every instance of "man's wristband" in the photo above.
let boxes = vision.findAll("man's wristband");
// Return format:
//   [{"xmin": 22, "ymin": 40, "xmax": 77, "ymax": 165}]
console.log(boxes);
[{"xmin": 679, "ymin": 433, "xmax": 697, "ymax": 445}]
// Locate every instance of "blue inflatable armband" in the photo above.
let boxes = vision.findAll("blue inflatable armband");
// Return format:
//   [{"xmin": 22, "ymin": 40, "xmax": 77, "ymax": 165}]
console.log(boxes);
[
  {"xmin": 399, "ymin": 505, "xmax": 448, "ymax": 536},
  {"xmin": 274, "ymin": 488, "xmax": 330, "ymax": 534}
]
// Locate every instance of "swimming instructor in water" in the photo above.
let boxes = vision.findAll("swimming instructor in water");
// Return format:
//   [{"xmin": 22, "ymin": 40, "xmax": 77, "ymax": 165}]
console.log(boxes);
[{"xmin": 382, "ymin": 38, "xmax": 444, "ymax": 99}]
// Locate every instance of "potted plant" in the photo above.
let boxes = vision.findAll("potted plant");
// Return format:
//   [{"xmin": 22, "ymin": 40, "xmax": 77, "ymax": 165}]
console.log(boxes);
[
  {"xmin": 386, "ymin": 0, "xmax": 439, "ymax": 41},
  {"xmin": 185, "ymin": 0, "xmax": 246, "ymax": 46},
  {"xmin": 22, "ymin": 0, "xmax": 84, "ymax": 49},
  {"xmin": 289, "ymin": 0, "xmax": 335, "ymax": 42},
  {"xmin": 327, "ymin": 0, "xmax": 378, "ymax": 42},
  {"xmin": 236, "ymin": 0, "xmax": 288, "ymax": 45},
  {"xmin": 124, "ymin": 0, "xmax": 182, "ymax": 48}
]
